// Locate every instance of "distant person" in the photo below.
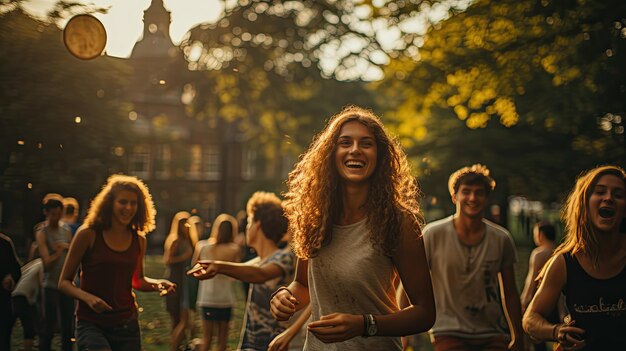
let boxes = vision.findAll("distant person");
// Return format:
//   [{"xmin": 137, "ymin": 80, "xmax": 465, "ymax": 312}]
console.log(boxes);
[
  {"xmin": 423, "ymin": 164, "xmax": 524, "ymax": 351},
  {"xmin": 62, "ymin": 197, "xmax": 81, "ymax": 236},
  {"xmin": 187, "ymin": 214, "xmax": 205, "ymax": 343},
  {"xmin": 10, "ymin": 258, "xmax": 43, "ymax": 351},
  {"xmin": 523, "ymin": 165, "xmax": 626, "ymax": 350},
  {"xmin": 58, "ymin": 174, "xmax": 175, "ymax": 351},
  {"xmin": 520, "ymin": 221, "xmax": 557, "ymax": 351},
  {"xmin": 36, "ymin": 197, "xmax": 73, "ymax": 351},
  {"xmin": 191, "ymin": 191, "xmax": 297, "ymax": 351},
  {"xmin": 195, "ymin": 213, "xmax": 240, "ymax": 351},
  {"xmin": 0, "ymin": 232, "xmax": 21, "ymax": 351},
  {"xmin": 270, "ymin": 106, "xmax": 435, "ymax": 350},
  {"xmin": 164, "ymin": 211, "xmax": 197, "ymax": 351}
]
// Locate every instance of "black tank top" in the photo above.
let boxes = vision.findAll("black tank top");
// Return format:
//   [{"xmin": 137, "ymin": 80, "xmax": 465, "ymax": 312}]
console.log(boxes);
[{"xmin": 563, "ymin": 252, "xmax": 626, "ymax": 350}]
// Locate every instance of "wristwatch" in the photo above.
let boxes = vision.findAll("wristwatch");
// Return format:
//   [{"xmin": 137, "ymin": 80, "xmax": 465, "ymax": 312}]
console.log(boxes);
[{"xmin": 364, "ymin": 314, "xmax": 377, "ymax": 337}]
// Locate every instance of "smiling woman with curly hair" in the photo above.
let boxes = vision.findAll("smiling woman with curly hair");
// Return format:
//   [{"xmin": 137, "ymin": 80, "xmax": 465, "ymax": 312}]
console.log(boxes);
[{"xmin": 269, "ymin": 105, "xmax": 435, "ymax": 350}]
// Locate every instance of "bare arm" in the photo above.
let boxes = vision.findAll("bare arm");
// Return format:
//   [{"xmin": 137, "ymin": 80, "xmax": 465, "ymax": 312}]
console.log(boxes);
[
  {"xmin": 196, "ymin": 259, "xmax": 286, "ymax": 284},
  {"xmin": 270, "ymin": 258, "xmax": 310, "ymax": 321},
  {"xmin": 268, "ymin": 304, "xmax": 312, "ymax": 351},
  {"xmin": 499, "ymin": 265, "xmax": 524, "ymax": 351},
  {"xmin": 523, "ymin": 254, "xmax": 585, "ymax": 347},
  {"xmin": 133, "ymin": 235, "xmax": 175, "ymax": 293},
  {"xmin": 36, "ymin": 226, "xmax": 63, "ymax": 266},
  {"xmin": 377, "ymin": 219, "xmax": 436, "ymax": 336}
]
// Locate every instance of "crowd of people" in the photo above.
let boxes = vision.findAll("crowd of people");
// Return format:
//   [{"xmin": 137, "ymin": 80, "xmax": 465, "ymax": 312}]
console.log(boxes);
[{"xmin": 1, "ymin": 105, "xmax": 624, "ymax": 351}]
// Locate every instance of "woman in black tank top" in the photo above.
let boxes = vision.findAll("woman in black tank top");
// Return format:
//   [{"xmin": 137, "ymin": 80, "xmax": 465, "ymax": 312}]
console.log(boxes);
[{"xmin": 522, "ymin": 165, "xmax": 626, "ymax": 351}]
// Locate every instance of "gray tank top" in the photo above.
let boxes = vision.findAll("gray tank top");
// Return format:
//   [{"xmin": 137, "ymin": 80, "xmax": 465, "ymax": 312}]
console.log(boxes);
[
  {"xmin": 305, "ymin": 218, "xmax": 402, "ymax": 351},
  {"xmin": 43, "ymin": 224, "xmax": 71, "ymax": 289}
]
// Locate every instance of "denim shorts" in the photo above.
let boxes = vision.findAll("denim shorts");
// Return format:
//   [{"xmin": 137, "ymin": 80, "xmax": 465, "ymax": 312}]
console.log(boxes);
[{"xmin": 76, "ymin": 318, "xmax": 141, "ymax": 351}]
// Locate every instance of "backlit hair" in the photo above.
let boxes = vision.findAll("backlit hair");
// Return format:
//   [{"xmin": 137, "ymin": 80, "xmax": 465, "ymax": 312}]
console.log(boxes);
[
  {"xmin": 83, "ymin": 174, "xmax": 156, "ymax": 233},
  {"xmin": 284, "ymin": 105, "xmax": 423, "ymax": 259},
  {"xmin": 554, "ymin": 165, "xmax": 626, "ymax": 267},
  {"xmin": 448, "ymin": 163, "xmax": 496, "ymax": 197},
  {"xmin": 208, "ymin": 213, "xmax": 238, "ymax": 245},
  {"xmin": 246, "ymin": 191, "xmax": 287, "ymax": 245}
]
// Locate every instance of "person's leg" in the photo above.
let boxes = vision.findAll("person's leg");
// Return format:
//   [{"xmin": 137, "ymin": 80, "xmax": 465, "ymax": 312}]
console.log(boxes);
[
  {"xmin": 75, "ymin": 320, "xmax": 112, "ymax": 351},
  {"xmin": 1, "ymin": 296, "xmax": 14, "ymax": 351},
  {"xmin": 200, "ymin": 319, "xmax": 214, "ymax": 351},
  {"xmin": 217, "ymin": 320, "xmax": 229, "ymax": 351},
  {"xmin": 13, "ymin": 295, "xmax": 36, "ymax": 351},
  {"xmin": 40, "ymin": 288, "xmax": 58, "ymax": 351},
  {"xmin": 171, "ymin": 308, "xmax": 190, "ymax": 351},
  {"xmin": 59, "ymin": 293, "xmax": 75, "ymax": 351}
]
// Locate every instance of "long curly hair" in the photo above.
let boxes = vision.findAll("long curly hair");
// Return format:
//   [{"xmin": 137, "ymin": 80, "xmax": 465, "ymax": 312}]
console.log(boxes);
[
  {"xmin": 554, "ymin": 165, "xmax": 626, "ymax": 267},
  {"xmin": 284, "ymin": 105, "xmax": 423, "ymax": 259},
  {"xmin": 83, "ymin": 174, "xmax": 157, "ymax": 234}
]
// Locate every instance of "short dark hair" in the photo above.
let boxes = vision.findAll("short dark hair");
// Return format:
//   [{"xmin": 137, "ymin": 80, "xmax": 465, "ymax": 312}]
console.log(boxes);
[
  {"xmin": 247, "ymin": 191, "xmax": 288, "ymax": 245},
  {"xmin": 43, "ymin": 199, "xmax": 63, "ymax": 211},
  {"xmin": 537, "ymin": 221, "xmax": 556, "ymax": 242},
  {"xmin": 448, "ymin": 164, "xmax": 496, "ymax": 196}
]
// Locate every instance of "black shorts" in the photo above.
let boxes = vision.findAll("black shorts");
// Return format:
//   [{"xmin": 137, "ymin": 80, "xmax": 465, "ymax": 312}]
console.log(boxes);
[{"xmin": 200, "ymin": 307, "xmax": 232, "ymax": 322}]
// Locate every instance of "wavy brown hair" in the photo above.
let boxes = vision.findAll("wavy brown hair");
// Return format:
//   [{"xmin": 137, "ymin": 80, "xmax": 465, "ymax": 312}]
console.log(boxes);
[
  {"xmin": 83, "ymin": 174, "xmax": 156, "ymax": 233},
  {"xmin": 284, "ymin": 105, "xmax": 423, "ymax": 259},
  {"xmin": 552, "ymin": 165, "xmax": 626, "ymax": 268}
]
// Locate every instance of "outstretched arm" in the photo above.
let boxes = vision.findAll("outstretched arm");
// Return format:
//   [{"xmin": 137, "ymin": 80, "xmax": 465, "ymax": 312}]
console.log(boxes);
[{"xmin": 192, "ymin": 258, "xmax": 285, "ymax": 284}]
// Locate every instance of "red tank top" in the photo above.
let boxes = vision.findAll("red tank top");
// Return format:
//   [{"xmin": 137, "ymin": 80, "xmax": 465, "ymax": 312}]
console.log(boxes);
[{"xmin": 77, "ymin": 228, "xmax": 140, "ymax": 327}]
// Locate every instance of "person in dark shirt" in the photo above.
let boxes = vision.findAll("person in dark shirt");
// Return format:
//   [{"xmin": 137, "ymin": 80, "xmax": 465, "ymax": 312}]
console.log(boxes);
[
  {"xmin": 0, "ymin": 232, "xmax": 22, "ymax": 351},
  {"xmin": 523, "ymin": 165, "xmax": 626, "ymax": 351}
]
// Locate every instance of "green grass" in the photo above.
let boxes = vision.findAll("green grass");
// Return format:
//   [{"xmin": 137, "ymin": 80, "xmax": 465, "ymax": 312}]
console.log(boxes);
[{"xmin": 12, "ymin": 246, "xmax": 534, "ymax": 351}]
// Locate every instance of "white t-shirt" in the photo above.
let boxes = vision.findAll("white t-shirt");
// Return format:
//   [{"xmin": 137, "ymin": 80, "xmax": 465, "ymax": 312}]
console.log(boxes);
[
  {"xmin": 12, "ymin": 258, "xmax": 43, "ymax": 305},
  {"xmin": 423, "ymin": 215, "xmax": 518, "ymax": 339}
]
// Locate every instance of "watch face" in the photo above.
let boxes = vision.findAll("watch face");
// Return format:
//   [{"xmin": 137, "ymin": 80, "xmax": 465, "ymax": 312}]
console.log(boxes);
[
  {"xmin": 63, "ymin": 14, "xmax": 107, "ymax": 60},
  {"xmin": 367, "ymin": 324, "xmax": 377, "ymax": 336}
]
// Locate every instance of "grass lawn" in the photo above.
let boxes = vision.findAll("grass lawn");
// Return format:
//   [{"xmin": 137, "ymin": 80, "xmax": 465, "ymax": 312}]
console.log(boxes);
[{"xmin": 11, "ymin": 246, "xmax": 534, "ymax": 351}]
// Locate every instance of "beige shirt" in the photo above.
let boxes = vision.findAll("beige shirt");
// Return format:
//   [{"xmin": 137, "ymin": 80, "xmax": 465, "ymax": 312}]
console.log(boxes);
[{"xmin": 305, "ymin": 218, "xmax": 402, "ymax": 351}]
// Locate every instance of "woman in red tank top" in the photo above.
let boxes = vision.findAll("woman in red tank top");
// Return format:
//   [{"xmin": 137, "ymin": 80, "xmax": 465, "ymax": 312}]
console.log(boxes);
[{"xmin": 59, "ymin": 175, "xmax": 175, "ymax": 351}]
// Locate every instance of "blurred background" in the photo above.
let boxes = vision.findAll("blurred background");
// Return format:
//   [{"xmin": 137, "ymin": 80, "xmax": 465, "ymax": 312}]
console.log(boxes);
[{"xmin": 1, "ymin": 0, "xmax": 624, "ymax": 256}]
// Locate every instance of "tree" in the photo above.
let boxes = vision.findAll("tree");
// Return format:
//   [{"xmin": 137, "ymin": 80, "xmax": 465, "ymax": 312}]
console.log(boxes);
[
  {"xmin": 0, "ymin": 5, "xmax": 133, "ymax": 239},
  {"xmin": 377, "ymin": 0, "xmax": 625, "ymax": 202}
]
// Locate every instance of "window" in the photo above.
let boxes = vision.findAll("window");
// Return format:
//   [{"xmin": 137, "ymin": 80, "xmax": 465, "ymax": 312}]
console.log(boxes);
[
  {"xmin": 129, "ymin": 145, "xmax": 151, "ymax": 180},
  {"xmin": 202, "ymin": 146, "xmax": 220, "ymax": 180},
  {"xmin": 242, "ymin": 147, "xmax": 257, "ymax": 180},
  {"xmin": 188, "ymin": 144, "xmax": 202, "ymax": 180},
  {"xmin": 154, "ymin": 144, "xmax": 171, "ymax": 180}
]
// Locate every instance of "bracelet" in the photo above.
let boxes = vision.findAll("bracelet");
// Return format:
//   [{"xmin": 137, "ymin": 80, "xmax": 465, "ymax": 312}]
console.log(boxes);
[
  {"xmin": 270, "ymin": 286, "xmax": 293, "ymax": 301},
  {"xmin": 552, "ymin": 324, "xmax": 560, "ymax": 341},
  {"xmin": 362, "ymin": 314, "xmax": 369, "ymax": 337}
]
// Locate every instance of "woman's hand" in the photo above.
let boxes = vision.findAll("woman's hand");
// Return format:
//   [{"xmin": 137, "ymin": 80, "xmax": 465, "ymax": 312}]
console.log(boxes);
[
  {"xmin": 556, "ymin": 320, "xmax": 586, "ymax": 350},
  {"xmin": 268, "ymin": 328, "xmax": 296, "ymax": 351},
  {"xmin": 188, "ymin": 260, "xmax": 218, "ymax": 280},
  {"xmin": 307, "ymin": 313, "xmax": 364, "ymax": 343},
  {"xmin": 84, "ymin": 293, "xmax": 113, "ymax": 313},
  {"xmin": 270, "ymin": 289, "xmax": 298, "ymax": 321},
  {"xmin": 155, "ymin": 279, "xmax": 176, "ymax": 296}
]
